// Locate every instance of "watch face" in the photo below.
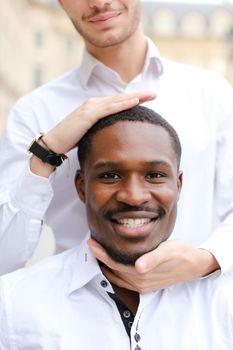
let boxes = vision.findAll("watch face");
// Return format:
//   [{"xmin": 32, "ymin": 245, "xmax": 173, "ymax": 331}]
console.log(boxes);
[{"xmin": 46, "ymin": 153, "xmax": 63, "ymax": 166}]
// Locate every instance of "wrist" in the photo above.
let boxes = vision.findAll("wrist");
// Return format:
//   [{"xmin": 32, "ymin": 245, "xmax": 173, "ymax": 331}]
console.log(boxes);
[
  {"xmin": 197, "ymin": 248, "xmax": 220, "ymax": 277},
  {"xmin": 40, "ymin": 134, "xmax": 64, "ymax": 155},
  {"xmin": 28, "ymin": 133, "xmax": 67, "ymax": 177},
  {"xmin": 29, "ymin": 155, "xmax": 55, "ymax": 178}
]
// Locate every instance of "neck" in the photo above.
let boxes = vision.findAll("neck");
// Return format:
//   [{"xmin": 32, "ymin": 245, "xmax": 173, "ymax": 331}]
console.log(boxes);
[
  {"xmin": 112, "ymin": 283, "xmax": 139, "ymax": 316},
  {"xmin": 85, "ymin": 26, "xmax": 147, "ymax": 83},
  {"xmin": 99, "ymin": 262, "xmax": 139, "ymax": 314},
  {"xmin": 99, "ymin": 262, "xmax": 139, "ymax": 315}
]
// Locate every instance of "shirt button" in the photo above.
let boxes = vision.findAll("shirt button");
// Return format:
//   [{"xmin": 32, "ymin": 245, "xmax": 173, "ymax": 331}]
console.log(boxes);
[
  {"xmin": 123, "ymin": 310, "xmax": 131, "ymax": 318},
  {"xmin": 100, "ymin": 280, "xmax": 108, "ymax": 288},
  {"xmin": 135, "ymin": 346, "xmax": 142, "ymax": 350},
  {"xmin": 134, "ymin": 333, "xmax": 141, "ymax": 342},
  {"xmin": 128, "ymin": 321, "xmax": 133, "ymax": 329}
]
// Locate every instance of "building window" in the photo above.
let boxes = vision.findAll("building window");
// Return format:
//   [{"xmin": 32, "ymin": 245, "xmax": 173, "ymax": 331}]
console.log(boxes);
[
  {"xmin": 180, "ymin": 12, "xmax": 206, "ymax": 38},
  {"xmin": 153, "ymin": 8, "xmax": 177, "ymax": 37},
  {"xmin": 65, "ymin": 37, "xmax": 74, "ymax": 54},
  {"xmin": 33, "ymin": 67, "xmax": 43, "ymax": 88},
  {"xmin": 210, "ymin": 10, "xmax": 233, "ymax": 38},
  {"xmin": 35, "ymin": 31, "xmax": 44, "ymax": 49}
]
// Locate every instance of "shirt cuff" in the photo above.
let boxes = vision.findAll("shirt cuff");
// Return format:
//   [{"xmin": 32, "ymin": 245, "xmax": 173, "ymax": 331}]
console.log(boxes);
[
  {"xmin": 10, "ymin": 164, "xmax": 54, "ymax": 219},
  {"xmin": 198, "ymin": 266, "xmax": 221, "ymax": 280},
  {"xmin": 198, "ymin": 213, "xmax": 233, "ymax": 274}
]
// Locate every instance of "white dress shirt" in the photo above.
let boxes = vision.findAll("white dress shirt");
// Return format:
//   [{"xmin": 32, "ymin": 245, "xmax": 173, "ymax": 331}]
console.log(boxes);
[
  {"xmin": 0, "ymin": 233, "xmax": 233, "ymax": 350},
  {"xmin": 0, "ymin": 38, "xmax": 233, "ymax": 274}
]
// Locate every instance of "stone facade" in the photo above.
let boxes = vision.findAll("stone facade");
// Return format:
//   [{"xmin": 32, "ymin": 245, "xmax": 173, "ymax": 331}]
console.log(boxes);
[{"xmin": 0, "ymin": 0, "xmax": 232, "ymax": 133}]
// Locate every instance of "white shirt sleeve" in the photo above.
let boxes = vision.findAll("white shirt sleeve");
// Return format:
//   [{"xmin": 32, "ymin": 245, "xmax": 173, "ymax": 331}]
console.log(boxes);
[
  {"xmin": 0, "ymin": 102, "xmax": 54, "ymax": 275},
  {"xmin": 0, "ymin": 280, "xmax": 11, "ymax": 349},
  {"xmin": 0, "ymin": 166, "xmax": 54, "ymax": 275},
  {"xmin": 199, "ymin": 76, "xmax": 233, "ymax": 273}
]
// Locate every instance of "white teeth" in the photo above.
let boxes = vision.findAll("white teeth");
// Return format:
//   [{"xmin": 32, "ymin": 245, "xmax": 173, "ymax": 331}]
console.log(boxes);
[{"xmin": 118, "ymin": 218, "xmax": 151, "ymax": 228}]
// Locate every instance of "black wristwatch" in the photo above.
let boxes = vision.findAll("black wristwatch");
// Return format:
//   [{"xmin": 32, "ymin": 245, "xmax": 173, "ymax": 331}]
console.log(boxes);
[{"xmin": 28, "ymin": 133, "xmax": 67, "ymax": 167}]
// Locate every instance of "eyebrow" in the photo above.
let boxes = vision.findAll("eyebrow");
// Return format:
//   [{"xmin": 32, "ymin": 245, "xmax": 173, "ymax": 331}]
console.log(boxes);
[{"xmin": 93, "ymin": 160, "xmax": 173, "ymax": 171}]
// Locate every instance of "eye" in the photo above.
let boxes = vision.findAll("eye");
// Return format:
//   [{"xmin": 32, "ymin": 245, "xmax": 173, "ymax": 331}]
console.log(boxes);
[
  {"xmin": 145, "ymin": 172, "xmax": 165, "ymax": 180},
  {"xmin": 98, "ymin": 172, "xmax": 121, "ymax": 181}
]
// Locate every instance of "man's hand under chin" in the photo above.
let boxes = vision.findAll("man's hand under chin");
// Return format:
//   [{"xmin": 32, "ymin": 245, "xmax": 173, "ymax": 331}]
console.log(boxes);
[{"xmin": 87, "ymin": 239, "xmax": 220, "ymax": 293}]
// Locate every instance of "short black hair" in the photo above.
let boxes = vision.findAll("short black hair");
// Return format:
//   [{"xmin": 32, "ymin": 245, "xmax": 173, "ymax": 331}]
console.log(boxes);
[{"xmin": 77, "ymin": 105, "xmax": 181, "ymax": 169}]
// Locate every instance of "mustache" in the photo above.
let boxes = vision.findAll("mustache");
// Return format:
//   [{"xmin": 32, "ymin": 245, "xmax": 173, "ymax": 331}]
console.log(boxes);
[{"xmin": 104, "ymin": 204, "xmax": 166, "ymax": 220}]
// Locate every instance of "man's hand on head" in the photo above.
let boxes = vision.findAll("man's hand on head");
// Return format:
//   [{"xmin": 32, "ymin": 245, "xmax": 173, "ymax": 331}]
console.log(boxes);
[
  {"xmin": 29, "ymin": 91, "xmax": 156, "ymax": 178},
  {"xmin": 40, "ymin": 91, "xmax": 156, "ymax": 156},
  {"xmin": 88, "ymin": 239, "xmax": 220, "ymax": 293}
]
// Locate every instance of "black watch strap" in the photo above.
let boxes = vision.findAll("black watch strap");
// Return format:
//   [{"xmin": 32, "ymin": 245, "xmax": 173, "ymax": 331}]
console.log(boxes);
[{"xmin": 28, "ymin": 134, "xmax": 67, "ymax": 167}]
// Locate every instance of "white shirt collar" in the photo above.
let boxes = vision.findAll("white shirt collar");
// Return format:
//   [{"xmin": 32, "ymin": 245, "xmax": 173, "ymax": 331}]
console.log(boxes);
[
  {"xmin": 68, "ymin": 232, "xmax": 102, "ymax": 294},
  {"xmin": 78, "ymin": 37, "xmax": 164, "ymax": 88},
  {"xmin": 67, "ymin": 231, "xmax": 177, "ymax": 296},
  {"xmin": 143, "ymin": 37, "xmax": 163, "ymax": 76}
]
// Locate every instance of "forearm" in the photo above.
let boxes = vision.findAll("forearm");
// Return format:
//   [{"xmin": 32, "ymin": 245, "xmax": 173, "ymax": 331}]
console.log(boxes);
[
  {"xmin": 0, "ymin": 166, "xmax": 53, "ymax": 275},
  {"xmin": 0, "ymin": 209, "xmax": 42, "ymax": 275},
  {"xmin": 187, "ymin": 248, "xmax": 220, "ymax": 279},
  {"xmin": 199, "ymin": 212, "xmax": 233, "ymax": 273}
]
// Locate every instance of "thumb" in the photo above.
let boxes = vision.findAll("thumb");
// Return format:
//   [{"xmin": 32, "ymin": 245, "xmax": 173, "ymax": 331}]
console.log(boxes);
[{"xmin": 135, "ymin": 246, "xmax": 166, "ymax": 273}]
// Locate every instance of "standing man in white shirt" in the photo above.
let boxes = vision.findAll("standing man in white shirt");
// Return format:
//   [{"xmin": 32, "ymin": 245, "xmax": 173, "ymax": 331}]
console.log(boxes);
[
  {"xmin": 0, "ymin": 0, "xmax": 233, "ymax": 291},
  {"xmin": 0, "ymin": 107, "xmax": 232, "ymax": 350}
]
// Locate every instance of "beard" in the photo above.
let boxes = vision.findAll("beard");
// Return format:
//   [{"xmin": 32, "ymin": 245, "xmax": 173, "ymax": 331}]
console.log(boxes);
[
  {"xmin": 101, "ymin": 242, "xmax": 155, "ymax": 266},
  {"xmin": 70, "ymin": 3, "xmax": 141, "ymax": 49}
]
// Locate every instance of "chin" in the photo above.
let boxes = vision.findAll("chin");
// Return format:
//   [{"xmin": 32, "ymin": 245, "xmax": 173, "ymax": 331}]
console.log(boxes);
[{"xmin": 104, "ymin": 244, "xmax": 153, "ymax": 266}]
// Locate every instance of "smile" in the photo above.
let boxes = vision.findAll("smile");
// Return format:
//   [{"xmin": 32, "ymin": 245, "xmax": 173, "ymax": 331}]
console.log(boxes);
[{"xmin": 117, "ymin": 218, "xmax": 151, "ymax": 228}]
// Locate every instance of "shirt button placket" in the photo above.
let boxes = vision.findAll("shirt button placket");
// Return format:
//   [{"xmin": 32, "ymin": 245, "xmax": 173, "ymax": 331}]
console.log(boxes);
[
  {"xmin": 134, "ymin": 331, "xmax": 142, "ymax": 349},
  {"xmin": 134, "ymin": 333, "xmax": 141, "ymax": 342}
]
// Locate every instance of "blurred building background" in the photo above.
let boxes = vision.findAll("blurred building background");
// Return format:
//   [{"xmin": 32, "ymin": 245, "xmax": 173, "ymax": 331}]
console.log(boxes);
[{"xmin": 0, "ymin": 0, "xmax": 233, "ymax": 134}]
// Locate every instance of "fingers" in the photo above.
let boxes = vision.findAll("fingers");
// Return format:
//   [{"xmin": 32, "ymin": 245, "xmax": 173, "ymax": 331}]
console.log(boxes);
[
  {"xmin": 100, "ymin": 266, "xmax": 137, "ymax": 292},
  {"xmin": 135, "ymin": 243, "xmax": 168, "ymax": 274},
  {"xmin": 137, "ymin": 91, "xmax": 156, "ymax": 103},
  {"xmin": 104, "ymin": 96, "xmax": 140, "ymax": 115},
  {"xmin": 85, "ymin": 91, "xmax": 156, "ymax": 121},
  {"xmin": 135, "ymin": 254, "xmax": 160, "ymax": 274},
  {"xmin": 101, "ymin": 265, "xmax": 158, "ymax": 293},
  {"xmin": 113, "ymin": 91, "xmax": 156, "ymax": 103},
  {"xmin": 43, "ymin": 91, "xmax": 156, "ymax": 155},
  {"xmin": 111, "ymin": 91, "xmax": 156, "ymax": 113}
]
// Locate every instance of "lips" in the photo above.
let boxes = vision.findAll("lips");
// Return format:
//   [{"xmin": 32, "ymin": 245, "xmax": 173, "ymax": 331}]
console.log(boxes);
[
  {"xmin": 89, "ymin": 12, "xmax": 121, "ymax": 23},
  {"xmin": 111, "ymin": 210, "xmax": 160, "ymax": 222}
]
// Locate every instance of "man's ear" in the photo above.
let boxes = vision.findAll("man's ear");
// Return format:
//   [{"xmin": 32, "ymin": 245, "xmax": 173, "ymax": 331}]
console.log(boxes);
[
  {"xmin": 75, "ymin": 170, "xmax": 86, "ymax": 203},
  {"xmin": 177, "ymin": 170, "xmax": 183, "ymax": 199}
]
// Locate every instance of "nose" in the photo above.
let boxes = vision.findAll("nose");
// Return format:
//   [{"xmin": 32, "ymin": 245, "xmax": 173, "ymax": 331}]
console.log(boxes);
[
  {"xmin": 116, "ymin": 175, "xmax": 151, "ymax": 207},
  {"xmin": 88, "ymin": 0, "xmax": 112, "ymax": 9}
]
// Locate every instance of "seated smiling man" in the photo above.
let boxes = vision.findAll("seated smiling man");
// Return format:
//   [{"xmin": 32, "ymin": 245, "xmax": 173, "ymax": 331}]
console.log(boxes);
[{"xmin": 0, "ymin": 106, "xmax": 232, "ymax": 350}]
